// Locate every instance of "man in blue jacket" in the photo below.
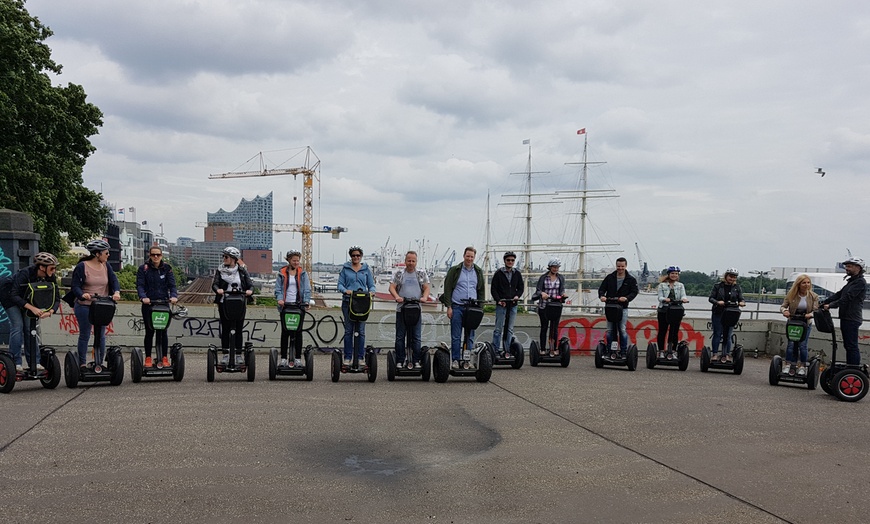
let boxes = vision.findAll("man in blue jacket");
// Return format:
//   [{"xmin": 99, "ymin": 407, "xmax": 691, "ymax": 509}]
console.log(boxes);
[{"xmin": 822, "ymin": 257, "xmax": 867, "ymax": 365}]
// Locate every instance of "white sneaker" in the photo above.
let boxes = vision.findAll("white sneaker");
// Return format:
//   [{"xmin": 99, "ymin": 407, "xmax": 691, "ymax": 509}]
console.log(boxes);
[
  {"xmin": 413, "ymin": 362, "xmax": 421, "ymax": 369},
  {"xmin": 36, "ymin": 363, "xmax": 45, "ymax": 371},
  {"xmin": 451, "ymin": 360, "xmax": 459, "ymax": 369},
  {"xmin": 15, "ymin": 365, "xmax": 24, "ymax": 372},
  {"xmin": 797, "ymin": 366, "xmax": 807, "ymax": 377},
  {"xmin": 236, "ymin": 355, "xmax": 244, "ymax": 365},
  {"xmin": 343, "ymin": 358, "xmax": 352, "ymax": 366},
  {"xmin": 221, "ymin": 355, "xmax": 229, "ymax": 364},
  {"xmin": 294, "ymin": 358, "xmax": 302, "ymax": 367},
  {"xmin": 781, "ymin": 363, "xmax": 791, "ymax": 375},
  {"xmin": 279, "ymin": 358, "xmax": 288, "ymax": 367},
  {"xmin": 658, "ymin": 351, "xmax": 665, "ymax": 359}
]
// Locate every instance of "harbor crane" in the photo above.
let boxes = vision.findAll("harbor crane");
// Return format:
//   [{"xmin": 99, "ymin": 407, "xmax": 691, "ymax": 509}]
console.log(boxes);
[{"xmin": 208, "ymin": 147, "xmax": 345, "ymax": 271}]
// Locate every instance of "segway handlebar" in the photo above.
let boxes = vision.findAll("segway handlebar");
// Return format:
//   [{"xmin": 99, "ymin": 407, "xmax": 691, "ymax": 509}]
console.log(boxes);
[{"xmin": 149, "ymin": 299, "xmax": 188, "ymax": 318}]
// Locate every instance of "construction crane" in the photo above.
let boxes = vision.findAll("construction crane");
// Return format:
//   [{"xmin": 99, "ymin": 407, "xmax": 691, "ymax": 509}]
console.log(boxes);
[{"xmin": 208, "ymin": 147, "xmax": 345, "ymax": 271}]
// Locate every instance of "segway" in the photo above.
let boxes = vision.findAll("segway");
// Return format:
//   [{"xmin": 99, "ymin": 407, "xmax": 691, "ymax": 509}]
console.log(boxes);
[
  {"xmin": 646, "ymin": 300, "xmax": 690, "ymax": 371},
  {"xmin": 594, "ymin": 300, "xmax": 638, "ymax": 371},
  {"xmin": 131, "ymin": 299, "xmax": 188, "ymax": 383},
  {"xmin": 0, "ymin": 280, "xmax": 62, "ymax": 393},
  {"xmin": 269, "ymin": 304, "xmax": 314, "ymax": 381},
  {"xmin": 64, "ymin": 295, "xmax": 124, "ymax": 387},
  {"xmin": 387, "ymin": 299, "xmax": 431, "ymax": 381},
  {"xmin": 331, "ymin": 291, "xmax": 377, "ymax": 382},
  {"xmin": 529, "ymin": 296, "xmax": 570, "ymax": 367},
  {"xmin": 700, "ymin": 301, "xmax": 744, "ymax": 374},
  {"xmin": 207, "ymin": 285, "xmax": 255, "ymax": 382},
  {"xmin": 768, "ymin": 310, "xmax": 820, "ymax": 389},
  {"xmin": 815, "ymin": 308, "xmax": 868, "ymax": 402},
  {"xmin": 485, "ymin": 298, "xmax": 524, "ymax": 369},
  {"xmin": 432, "ymin": 298, "xmax": 493, "ymax": 382}
]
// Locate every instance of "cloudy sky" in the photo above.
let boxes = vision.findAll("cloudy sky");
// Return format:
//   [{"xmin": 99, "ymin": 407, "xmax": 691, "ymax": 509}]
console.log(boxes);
[{"xmin": 24, "ymin": 0, "xmax": 870, "ymax": 275}]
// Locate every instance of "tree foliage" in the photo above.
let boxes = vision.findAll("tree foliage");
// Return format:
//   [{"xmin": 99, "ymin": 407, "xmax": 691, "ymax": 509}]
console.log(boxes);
[{"xmin": 0, "ymin": 0, "xmax": 106, "ymax": 254}]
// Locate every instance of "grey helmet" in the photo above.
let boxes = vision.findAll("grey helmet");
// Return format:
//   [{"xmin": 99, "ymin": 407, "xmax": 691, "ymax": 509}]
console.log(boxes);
[
  {"xmin": 222, "ymin": 246, "xmax": 241, "ymax": 260},
  {"xmin": 86, "ymin": 239, "xmax": 110, "ymax": 253}
]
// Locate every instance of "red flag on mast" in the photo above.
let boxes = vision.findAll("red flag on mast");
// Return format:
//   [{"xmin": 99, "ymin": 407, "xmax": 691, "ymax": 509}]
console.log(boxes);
[{"xmin": 577, "ymin": 128, "xmax": 586, "ymax": 135}]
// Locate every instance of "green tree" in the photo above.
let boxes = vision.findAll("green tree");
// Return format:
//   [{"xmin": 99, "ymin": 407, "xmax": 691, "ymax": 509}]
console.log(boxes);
[{"xmin": 0, "ymin": 0, "xmax": 106, "ymax": 253}]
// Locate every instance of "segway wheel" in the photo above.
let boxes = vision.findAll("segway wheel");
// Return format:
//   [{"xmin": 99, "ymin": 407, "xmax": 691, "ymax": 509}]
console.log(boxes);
[
  {"xmin": 109, "ymin": 351, "xmax": 124, "ymax": 386},
  {"xmin": 366, "ymin": 348, "xmax": 377, "ymax": 383},
  {"xmin": 0, "ymin": 353, "xmax": 15, "ymax": 394},
  {"xmin": 700, "ymin": 347, "xmax": 711, "ymax": 373},
  {"xmin": 626, "ymin": 345, "xmax": 638, "ymax": 372},
  {"xmin": 268, "ymin": 349, "xmax": 278, "ymax": 381},
  {"xmin": 173, "ymin": 348, "xmax": 185, "ymax": 382},
  {"xmin": 421, "ymin": 348, "xmax": 431, "ymax": 382},
  {"xmin": 732, "ymin": 345, "xmax": 744, "ymax": 376},
  {"xmin": 206, "ymin": 349, "xmax": 215, "ymax": 383},
  {"xmin": 646, "ymin": 342, "xmax": 657, "ymax": 370},
  {"xmin": 330, "ymin": 351, "xmax": 341, "ymax": 382},
  {"xmin": 304, "ymin": 348, "xmax": 314, "ymax": 381},
  {"xmin": 806, "ymin": 360, "xmax": 819, "ymax": 390},
  {"xmin": 510, "ymin": 339, "xmax": 524, "ymax": 369},
  {"xmin": 476, "ymin": 347, "xmax": 493, "ymax": 383},
  {"xmin": 64, "ymin": 351, "xmax": 79, "ymax": 388},
  {"xmin": 386, "ymin": 351, "xmax": 397, "ymax": 382},
  {"xmin": 833, "ymin": 368, "xmax": 868, "ymax": 402},
  {"xmin": 529, "ymin": 340, "xmax": 540, "ymax": 367},
  {"xmin": 594, "ymin": 341, "xmax": 605, "ymax": 369},
  {"xmin": 559, "ymin": 338, "xmax": 571, "ymax": 368},
  {"xmin": 433, "ymin": 348, "xmax": 450, "ymax": 383},
  {"xmin": 769, "ymin": 355, "xmax": 782, "ymax": 386},
  {"xmin": 246, "ymin": 350, "xmax": 256, "ymax": 382},
  {"xmin": 819, "ymin": 367, "xmax": 833, "ymax": 396},
  {"xmin": 677, "ymin": 342, "xmax": 690, "ymax": 372},
  {"xmin": 41, "ymin": 352, "xmax": 62, "ymax": 389},
  {"xmin": 131, "ymin": 348, "xmax": 143, "ymax": 383}
]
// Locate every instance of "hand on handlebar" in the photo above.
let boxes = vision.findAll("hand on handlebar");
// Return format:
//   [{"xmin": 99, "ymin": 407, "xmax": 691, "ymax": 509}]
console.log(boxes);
[
  {"xmin": 142, "ymin": 297, "xmax": 151, "ymax": 305},
  {"xmin": 395, "ymin": 296, "xmax": 404, "ymax": 303}
]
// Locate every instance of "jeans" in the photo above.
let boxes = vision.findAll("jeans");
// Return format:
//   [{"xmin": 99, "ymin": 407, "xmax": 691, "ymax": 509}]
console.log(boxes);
[
  {"xmin": 450, "ymin": 304, "xmax": 475, "ymax": 361},
  {"xmin": 492, "ymin": 303, "xmax": 517, "ymax": 352},
  {"xmin": 711, "ymin": 312, "xmax": 734, "ymax": 356},
  {"xmin": 785, "ymin": 325, "xmax": 812, "ymax": 364},
  {"xmin": 6, "ymin": 305, "xmax": 25, "ymax": 367},
  {"xmin": 395, "ymin": 314, "xmax": 422, "ymax": 364},
  {"xmin": 841, "ymin": 319, "xmax": 862, "ymax": 365},
  {"xmin": 605, "ymin": 307, "xmax": 629, "ymax": 351},
  {"xmin": 75, "ymin": 302, "xmax": 107, "ymax": 366},
  {"xmin": 342, "ymin": 300, "xmax": 366, "ymax": 361}
]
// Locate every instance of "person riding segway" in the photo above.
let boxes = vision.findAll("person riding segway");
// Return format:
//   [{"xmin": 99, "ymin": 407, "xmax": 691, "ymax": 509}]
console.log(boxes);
[
  {"xmin": 529, "ymin": 258, "xmax": 570, "ymax": 367},
  {"xmin": 207, "ymin": 247, "xmax": 255, "ymax": 382},
  {"xmin": 332, "ymin": 246, "xmax": 377, "ymax": 382},
  {"xmin": 487, "ymin": 251, "xmax": 524, "ymax": 369},
  {"xmin": 387, "ymin": 250, "xmax": 431, "ymax": 381},
  {"xmin": 701, "ymin": 267, "xmax": 746, "ymax": 374},
  {"xmin": 270, "ymin": 250, "xmax": 314, "ymax": 381},
  {"xmin": 595, "ymin": 257, "xmax": 639, "ymax": 371},
  {"xmin": 647, "ymin": 266, "xmax": 690, "ymax": 371}
]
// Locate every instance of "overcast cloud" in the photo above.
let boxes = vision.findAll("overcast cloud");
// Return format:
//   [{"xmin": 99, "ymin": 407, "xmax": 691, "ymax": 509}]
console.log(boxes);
[{"xmin": 24, "ymin": 0, "xmax": 870, "ymax": 274}]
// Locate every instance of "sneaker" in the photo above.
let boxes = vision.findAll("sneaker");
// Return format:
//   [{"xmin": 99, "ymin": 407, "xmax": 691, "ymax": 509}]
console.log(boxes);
[
  {"xmin": 781, "ymin": 363, "xmax": 791, "ymax": 375},
  {"xmin": 144, "ymin": 356, "xmax": 153, "ymax": 367},
  {"xmin": 15, "ymin": 365, "xmax": 24, "ymax": 373},
  {"xmin": 162, "ymin": 357, "xmax": 170, "ymax": 368},
  {"xmin": 414, "ymin": 362, "xmax": 421, "ymax": 369},
  {"xmin": 344, "ymin": 358, "xmax": 352, "ymax": 366},
  {"xmin": 36, "ymin": 363, "xmax": 45, "ymax": 371},
  {"xmin": 294, "ymin": 358, "xmax": 302, "ymax": 367},
  {"xmin": 797, "ymin": 366, "xmax": 807, "ymax": 377},
  {"xmin": 221, "ymin": 355, "xmax": 229, "ymax": 365},
  {"xmin": 451, "ymin": 360, "xmax": 459, "ymax": 369},
  {"xmin": 659, "ymin": 351, "xmax": 666, "ymax": 359},
  {"xmin": 279, "ymin": 358, "xmax": 288, "ymax": 367},
  {"xmin": 236, "ymin": 355, "xmax": 244, "ymax": 365}
]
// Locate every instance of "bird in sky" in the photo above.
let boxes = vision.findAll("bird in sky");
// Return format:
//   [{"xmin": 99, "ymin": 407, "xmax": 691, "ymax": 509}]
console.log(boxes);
[{"xmin": 815, "ymin": 167, "xmax": 825, "ymax": 177}]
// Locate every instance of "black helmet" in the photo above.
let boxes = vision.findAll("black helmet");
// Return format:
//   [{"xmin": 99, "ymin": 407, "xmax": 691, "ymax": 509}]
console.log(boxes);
[
  {"xmin": 503, "ymin": 251, "xmax": 516, "ymax": 260},
  {"xmin": 348, "ymin": 246, "xmax": 363, "ymax": 256}
]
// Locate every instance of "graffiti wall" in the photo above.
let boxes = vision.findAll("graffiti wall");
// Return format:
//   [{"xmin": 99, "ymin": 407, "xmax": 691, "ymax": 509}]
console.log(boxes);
[{"xmin": 0, "ymin": 246, "xmax": 13, "ymax": 343}]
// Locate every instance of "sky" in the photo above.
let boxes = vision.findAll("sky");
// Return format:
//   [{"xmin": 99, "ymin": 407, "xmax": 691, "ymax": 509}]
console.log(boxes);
[{"xmin": 23, "ymin": 0, "xmax": 870, "ymax": 275}]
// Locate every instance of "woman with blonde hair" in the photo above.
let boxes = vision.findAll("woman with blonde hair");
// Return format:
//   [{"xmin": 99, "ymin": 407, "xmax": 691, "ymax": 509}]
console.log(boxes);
[{"xmin": 779, "ymin": 274, "xmax": 819, "ymax": 376}]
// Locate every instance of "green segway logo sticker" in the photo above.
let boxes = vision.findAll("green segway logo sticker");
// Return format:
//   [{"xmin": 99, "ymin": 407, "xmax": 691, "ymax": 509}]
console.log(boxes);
[
  {"xmin": 786, "ymin": 324, "xmax": 805, "ymax": 342},
  {"xmin": 151, "ymin": 311, "xmax": 170, "ymax": 330},
  {"xmin": 283, "ymin": 312, "xmax": 301, "ymax": 331}
]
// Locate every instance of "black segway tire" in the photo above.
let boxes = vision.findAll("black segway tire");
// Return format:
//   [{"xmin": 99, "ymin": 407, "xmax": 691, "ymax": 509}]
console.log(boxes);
[
  {"xmin": 806, "ymin": 360, "xmax": 819, "ymax": 390},
  {"xmin": 594, "ymin": 341, "xmax": 605, "ymax": 369},
  {"xmin": 510, "ymin": 339, "xmax": 524, "ymax": 369},
  {"xmin": 64, "ymin": 351, "xmax": 79, "ymax": 388},
  {"xmin": 131, "ymin": 348, "xmax": 143, "ymax": 383},
  {"xmin": 366, "ymin": 348, "xmax": 377, "ymax": 383},
  {"xmin": 40, "ymin": 352, "xmax": 62, "ymax": 389},
  {"xmin": 733, "ymin": 346, "xmax": 744, "ymax": 375},
  {"xmin": 559, "ymin": 338, "xmax": 570, "ymax": 368},
  {"xmin": 109, "ymin": 351, "xmax": 124, "ymax": 386},
  {"xmin": 769, "ymin": 356, "xmax": 782, "ymax": 386},
  {"xmin": 700, "ymin": 347, "xmax": 711, "ymax": 372},
  {"xmin": 433, "ymin": 348, "xmax": 450, "ymax": 383},
  {"xmin": 330, "ymin": 351, "xmax": 341, "ymax": 382},
  {"xmin": 268, "ymin": 349, "xmax": 278, "ymax": 381},
  {"xmin": 646, "ymin": 342, "xmax": 657, "ymax": 369},
  {"xmin": 421, "ymin": 348, "xmax": 431, "ymax": 382},
  {"xmin": 173, "ymin": 349, "xmax": 185, "ymax": 382},
  {"xmin": 246, "ymin": 350, "xmax": 256, "ymax": 382},
  {"xmin": 529, "ymin": 340, "xmax": 540, "ymax": 367},
  {"xmin": 386, "ymin": 350, "xmax": 396, "ymax": 382},
  {"xmin": 819, "ymin": 367, "xmax": 833, "ymax": 395},
  {"xmin": 627, "ymin": 345, "xmax": 638, "ymax": 372},
  {"xmin": 833, "ymin": 368, "xmax": 868, "ymax": 402},
  {"xmin": 677, "ymin": 342, "xmax": 690, "ymax": 371},
  {"xmin": 0, "ymin": 353, "xmax": 15, "ymax": 394},
  {"xmin": 476, "ymin": 347, "xmax": 493, "ymax": 383},
  {"xmin": 304, "ymin": 348, "xmax": 314, "ymax": 381},
  {"xmin": 206, "ymin": 349, "xmax": 215, "ymax": 383}
]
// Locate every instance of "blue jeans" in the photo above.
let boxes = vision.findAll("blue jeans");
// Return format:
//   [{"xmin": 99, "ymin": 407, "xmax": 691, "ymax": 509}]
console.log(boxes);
[
  {"xmin": 492, "ymin": 303, "xmax": 517, "ymax": 352},
  {"xmin": 450, "ymin": 304, "xmax": 476, "ymax": 361},
  {"xmin": 395, "ymin": 314, "xmax": 422, "ymax": 364},
  {"xmin": 75, "ymin": 303, "xmax": 107, "ymax": 366},
  {"xmin": 841, "ymin": 320, "xmax": 862, "ymax": 365},
  {"xmin": 785, "ymin": 325, "xmax": 811, "ymax": 363},
  {"xmin": 711, "ymin": 312, "xmax": 734, "ymax": 356},
  {"xmin": 6, "ymin": 305, "xmax": 25, "ymax": 367},
  {"xmin": 341, "ymin": 300, "xmax": 366, "ymax": 361},
  {"xmin": 605, "ymin": 307, "xmax": 629, "ymax": 351}
]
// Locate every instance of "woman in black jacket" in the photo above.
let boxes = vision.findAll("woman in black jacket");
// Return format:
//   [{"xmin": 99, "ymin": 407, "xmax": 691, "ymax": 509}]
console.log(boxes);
[{"xmin": 212, "ymin": 247, "xmax": 253, "ymax": 356}]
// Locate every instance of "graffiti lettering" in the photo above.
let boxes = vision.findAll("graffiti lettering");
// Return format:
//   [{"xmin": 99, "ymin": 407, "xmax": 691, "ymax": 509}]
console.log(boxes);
[{"xmin": 0, "ymin": 247, "xmax": 12, "ymax": 325}]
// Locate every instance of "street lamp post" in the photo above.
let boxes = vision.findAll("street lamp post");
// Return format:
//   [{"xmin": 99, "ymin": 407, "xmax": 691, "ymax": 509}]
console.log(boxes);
[{"xmin": 749, "ymin": 270, "xmax": 772, "ymax": 319}]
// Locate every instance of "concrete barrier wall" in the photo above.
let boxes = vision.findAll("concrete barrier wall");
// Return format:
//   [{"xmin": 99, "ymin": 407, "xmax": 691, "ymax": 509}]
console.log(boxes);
[{"xmin": 27, "ymin": 303, "xmax": 869, "ymax": 362}]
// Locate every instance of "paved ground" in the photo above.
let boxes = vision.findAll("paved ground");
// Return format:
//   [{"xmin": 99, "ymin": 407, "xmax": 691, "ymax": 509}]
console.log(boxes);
[{"xmin": 1, "ymin": 352, "xmax": 867, "ymax": 524}]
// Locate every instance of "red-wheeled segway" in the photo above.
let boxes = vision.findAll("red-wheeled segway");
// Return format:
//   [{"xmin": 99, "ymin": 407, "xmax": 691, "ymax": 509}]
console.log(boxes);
[{"xmin": 815, "ymin": 308, "xmax": 868, "ymax": 402}]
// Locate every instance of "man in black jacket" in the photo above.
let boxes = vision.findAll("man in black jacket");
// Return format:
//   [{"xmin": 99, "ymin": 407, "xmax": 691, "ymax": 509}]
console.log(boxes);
[
  {"xmin": 490, "ymin": 251, "xmax": 524, "ymax": 355},
  {"xmin": 822, "ymin": 257, "xmax": 867, "ymax": 365},
  {"xmin": 598, "ymin": 257, "xmax": 639, "ymax": 354}
]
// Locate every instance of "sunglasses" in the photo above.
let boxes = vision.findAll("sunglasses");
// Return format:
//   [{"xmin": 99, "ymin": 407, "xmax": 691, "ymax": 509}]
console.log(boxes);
[
  {"xmin": 150, "ymin": 253, "xmax": 162, "ymax": 257},
  {"xmin": 351, "ymin": 254, "xmax": 362, "ymax": 257}
]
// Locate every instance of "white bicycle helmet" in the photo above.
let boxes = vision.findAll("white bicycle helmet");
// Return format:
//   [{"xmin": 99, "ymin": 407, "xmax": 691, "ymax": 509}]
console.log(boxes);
[
  {"xmin": 724, "ymin": 267, "xmax": 739, "ymax": 276},
  {"xmin": 34, "ymin": 252, "xmax": 58, "ymax": 266},
  {"xmin": 548, "ymin": 258, "xmax": 561, "ymax": 267},
  {"xmin": 222, "ymin": 246, "xmax": 241, "ymax": 260},
  {"xmin": 286, "ymin": 250, "xmax": 302, "ymax": 259},
  {"xmin": 843, "ymin": 257, "xmax": 865, "ymax": 269}
]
